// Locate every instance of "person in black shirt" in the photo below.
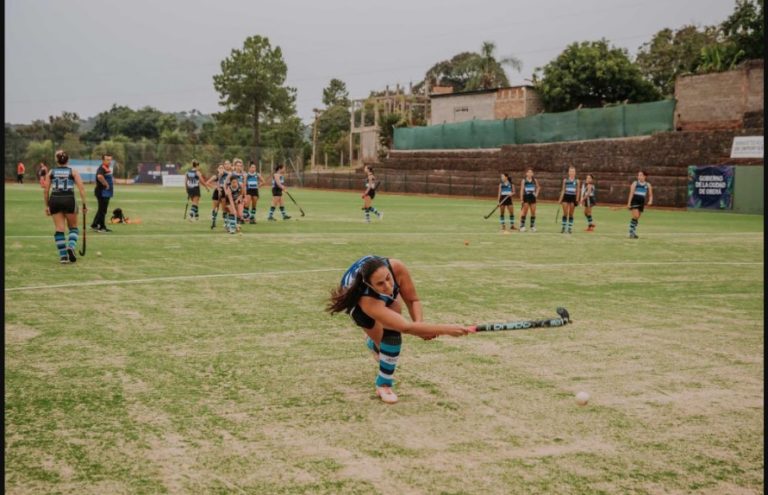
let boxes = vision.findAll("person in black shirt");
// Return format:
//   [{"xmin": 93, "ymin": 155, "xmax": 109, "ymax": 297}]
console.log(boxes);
[{"xmin": 91, "ymin": 153, "xmax": 114, "ymax": 232}]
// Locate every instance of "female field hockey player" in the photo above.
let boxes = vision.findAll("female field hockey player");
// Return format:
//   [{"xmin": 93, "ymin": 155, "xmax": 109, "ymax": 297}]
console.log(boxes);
[
  {"xmin": 557, "ymin": 165, "xmax": 580, "ymax": 234},
  {"xmin": 627, "ymin": 170, "xmax": 653, "ymax": 239},
  {"xmin": 581, "ymin": 174, "xmax": 596, "ymax": 231},
  {"xmin": 43, "ymin": 150, "xmax": 88, "ymax": 263},
  {"xmin": 37, "ymin": 160, "xmax": 49, "ymax": 188},
  {"xmin": 212, "ymin": 161, "xmax": 234, "ymax": 230},
  {"xmin": 361, "ymin": 165, "xmax": 383, "ymax": 223},
  {"xmin": 205, "ymin": 163, "xmax": 225, "ymax": 229},
  {"xmin": 185, "ymin": 160, "xmax": 210, "ymax": 221},
  {"xmin": 519, "ymin": 168, "xmax": 540, "ymax": 232},
  {"xmin": 231, "ymin": 159, "xmax": 246, "ymax": 224},
  {"xmin": 267, "ymin": 163, "xmax": 291, "ymax": 221},
  {"xmin": 245, "ymin": 161, "xmax": 266, "ymax": 224},
  {"xmin": 327, "ymin": 255, "xmax": 470, "ymax": 404},
  {"xmin": 223, "ymin": 173, "xmax": 244, "ymax": 234},
  {"xmin": 497, "ymin": 172, "xmax": 516, "ymax": 232}
]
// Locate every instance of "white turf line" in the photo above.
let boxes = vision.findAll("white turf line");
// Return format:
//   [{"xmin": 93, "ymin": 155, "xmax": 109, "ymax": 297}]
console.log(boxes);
[
  {"xmin": 4, "ymin": 231, "xmax": 764, "ymax": 239},
  {"xmin": 5, "ymin": 260, "xmax": 763, "ymax": 293}
]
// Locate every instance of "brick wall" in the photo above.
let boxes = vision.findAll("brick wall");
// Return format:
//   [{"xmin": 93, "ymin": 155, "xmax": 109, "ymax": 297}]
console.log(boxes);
[
  {"xmin": 675, "ymin": 59, "xmax": 764, "ymax": 131},
  {"xmin": 494, "ymin": 86, "xmax": 542, "ymax": 119},
  {"xmin": 304, "ymin": 128, "xmax": 763, "ymax": 207}
]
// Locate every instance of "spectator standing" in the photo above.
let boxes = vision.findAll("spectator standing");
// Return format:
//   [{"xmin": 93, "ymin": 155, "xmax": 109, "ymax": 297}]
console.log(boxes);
[{"xmin": 90, "ymin": 153, "xmax": 114, "ymax": 232}]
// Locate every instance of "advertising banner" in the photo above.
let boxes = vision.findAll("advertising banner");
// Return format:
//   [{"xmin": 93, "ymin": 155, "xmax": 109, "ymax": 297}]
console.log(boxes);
[
  {"xmin": 687, "ymin": 165, "xmax": 735, "ymax": 209},
  {"xmin": 137, "ymin": 163, "xmax": 179, "ymax": 184}
]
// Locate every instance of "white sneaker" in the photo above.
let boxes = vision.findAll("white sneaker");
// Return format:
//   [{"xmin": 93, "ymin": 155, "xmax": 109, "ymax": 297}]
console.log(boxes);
[
  {"xmin": 519, "ymin": 226, "xmax": 526, "ymax": 232},
  {"xmin": 531, "ymin": 227, "xmax": 537, "ymax": 232},
  {"xmin": 378, "ymin": 211, "xmax": 383, "ymax": 220},
  {"xmin": 376, "ymin": 386, "xmax": 398, "ymax": 404}
]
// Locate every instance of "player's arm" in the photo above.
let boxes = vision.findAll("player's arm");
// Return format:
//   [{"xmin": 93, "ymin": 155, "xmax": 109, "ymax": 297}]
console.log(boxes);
[
  {"xmin": 43, "ymin": 171, "xmax": 52, "ymax": 214},
  {"xmin": 199, "ymin": 171, "xmax": 210, "ymax": 190},
  {"xmin": 534, "ymin": 178, "xmax": 541, "ymax": 197},
  {"xmin": 519, "ymin": 180, "xmax": 525, "ymax": 202},
  {"xmin": 358, "ymin": 297, "xmax": 468, "ymax": 338},
  {"xmin": 647, "ymin": 183, "xmax": 653, "ymax": 206},
  {"xmin": 72, "ymin": 169, "xmax": 88, "ymax": 211},
  {"xmin": 558, "ymin": 179, "xmax": 565, "ymax": 202},
  {"xmin": 279, "ymin": 174, "xmax": 287, "ymax": 191},
  {"xmin": 575, "ymin": 179, "xmax": 581, "ymax": 203},
  {"xmin": 627, "ymin": 182, "xmax": 636, "ymax": 208},
  {"xmin": 97, "ymin": 168, "xmax": 109, "ymax": 189},
  {"xmin": 389, "ymin": 259, "xmax": 422, "ymax": 323}
]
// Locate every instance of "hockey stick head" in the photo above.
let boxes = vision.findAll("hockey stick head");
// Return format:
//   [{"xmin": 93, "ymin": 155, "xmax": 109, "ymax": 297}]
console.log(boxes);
[{"xmin": 556, "ymin": 307, "xmax": 570, "ymax": 323}]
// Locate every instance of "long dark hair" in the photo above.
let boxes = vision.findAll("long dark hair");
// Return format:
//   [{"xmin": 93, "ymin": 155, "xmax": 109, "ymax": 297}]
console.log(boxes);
[{"xmin": 326, "ymin": 257, "xmax": 388, "ymax": 315}]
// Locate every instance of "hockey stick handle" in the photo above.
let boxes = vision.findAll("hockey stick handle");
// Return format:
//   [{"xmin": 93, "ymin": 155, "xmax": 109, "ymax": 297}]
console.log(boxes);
[{"xmin": 285, "ymin": 190, "xmax": 306, "ymax": 216}]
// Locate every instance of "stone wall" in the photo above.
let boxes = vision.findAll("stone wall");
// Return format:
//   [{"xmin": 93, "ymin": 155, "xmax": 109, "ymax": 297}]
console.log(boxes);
[
  {"xmin": 674, "ymin": 59, "xmax": 764, "ymax": 131},
  {"xmin": 304, "ymin": 128, "xmax": 763, "ymax": 207}
]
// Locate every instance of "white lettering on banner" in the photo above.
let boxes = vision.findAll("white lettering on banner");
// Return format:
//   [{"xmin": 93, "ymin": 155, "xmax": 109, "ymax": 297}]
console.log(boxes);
[
  {"xmin": 161, "ymin": 175, "xmax": 186, "ymax": 187},
  {"xmin": 730, "ymin": 136, "xmax": 763, "ymax": 158}
]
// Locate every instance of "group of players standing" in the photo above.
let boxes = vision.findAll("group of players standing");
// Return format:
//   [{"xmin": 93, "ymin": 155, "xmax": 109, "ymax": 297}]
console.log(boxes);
[
  {"xmin": 496, "ymin": 166, "xmax": 653, "ymax": 238},
  {"xmin": 184, "ymin": 158, "xmax": 294, "ymax": 234}
]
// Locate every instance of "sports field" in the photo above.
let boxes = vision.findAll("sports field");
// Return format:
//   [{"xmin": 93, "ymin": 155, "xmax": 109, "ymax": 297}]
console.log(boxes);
[{"xmin": 4, "ymin": 184, "xmax": 764, "ymax": 494}]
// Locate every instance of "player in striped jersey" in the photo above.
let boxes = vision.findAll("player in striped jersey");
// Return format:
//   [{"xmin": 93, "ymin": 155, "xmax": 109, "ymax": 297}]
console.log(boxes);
[
  {"xmin": 268, "ymin": 163, "xmax": 291, "ymax": 221},
  {"xmin": 627, "ymin": 170, "xmax": 653, "ymax": 239},
  {"xmin": 185, "ymin": 160, "xmax": 209, "ymax": 221},
  {"xmin": 43, "ymin": 150, "xmax": 88, "ymax": 263},
  {"xmin": 557, "ymin": 166, "xmax": 580, "ymax": 234},
  {"xmin": 244, "ymin": 162, "xmax": 265, "ymax": 224},
  {"xmin": 581, "ymin": 174, "xmax": 596, "ymax": 231},
  {"xmin": 497, "ymin": 172, "xmax": 516, "ymax": 233},
  {"xmin": 519, "ymin": 168, "xmax": 540, "ymax": 232},
  {"xmin": 327, "ymin": 255, "xmax": 470, "ymax": 403}
]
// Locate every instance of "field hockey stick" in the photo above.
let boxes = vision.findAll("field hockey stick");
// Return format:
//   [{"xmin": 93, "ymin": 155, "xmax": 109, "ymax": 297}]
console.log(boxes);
[
  {"xmin": 468, "ymin": 307, "xmax": 571, "ymax": 333},
  {"xmin": 79, "ymin": 207, "xmax": 87, "ymax": 256},
  {"xmin": 285, "ymin": 190, "xmax": 305, "ymax": 217},
  {"xmin": 483, "ymin": 197, "xmax": 508, "ymax": 219},
  {"xmin": 183, "ymin": 194, "xmax": 190, "ymax": 219}
]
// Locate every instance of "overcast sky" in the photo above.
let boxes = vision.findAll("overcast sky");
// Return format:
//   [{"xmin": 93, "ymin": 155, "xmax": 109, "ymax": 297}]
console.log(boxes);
[{"xmin": 5, "ymin": 0, "xmax": 737, "ymax": 125}]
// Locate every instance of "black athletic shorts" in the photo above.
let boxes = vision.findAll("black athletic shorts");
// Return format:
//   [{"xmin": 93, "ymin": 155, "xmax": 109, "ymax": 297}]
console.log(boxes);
[
  {"xmin": 499, "ymin": 194, "xmax": 512, "ymax": 206},
  {"xmin": 365, "ymin": 189, "xmax": 376, "ymax": 200},
  {"xmin": 272, "ymin": 187, "xmax": 283, "ymax": 197},
  {"xmin": 562, "ymin": 194, "xmax": 578, "ymax": 205},
  {"xmin": 247, "ymin": 188, "xmax": 259, "ymax": 197},
  {"xmin": 350, "ymin": 305, "xmax": 375, "ymax": 330},
  {"xmin": 630, "ymin": 202, "xmax": 645, "ymax": 212},
  {"xmin": 49, "ymin": 195, "xmax": 76, "ymax": 214},
  {"xmin": 523, "ymin": 193, "xmax": 537, "ymax": 204},
  {"xmin": 212, "ymin": 189, "xmax": 220, "ymax": 201},
  {"xmin": 584, "ymin": 197, "xmax": 596, "ymax": 208},
  {"xmin": 187, "ymin": 186, "xmax": 200, "ymax": 198}
]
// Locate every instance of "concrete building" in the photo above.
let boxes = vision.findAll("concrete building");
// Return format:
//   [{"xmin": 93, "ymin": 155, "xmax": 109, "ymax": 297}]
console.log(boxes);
[{"xmin": 429, "ymin": 86, "xmax": 544, "ymax": 125}]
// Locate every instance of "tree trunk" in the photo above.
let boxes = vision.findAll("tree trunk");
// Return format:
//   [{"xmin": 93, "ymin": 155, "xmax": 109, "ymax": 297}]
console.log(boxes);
[{"xmin": 253, "ymin": 102, "xmax": 261, "ymax": 150}]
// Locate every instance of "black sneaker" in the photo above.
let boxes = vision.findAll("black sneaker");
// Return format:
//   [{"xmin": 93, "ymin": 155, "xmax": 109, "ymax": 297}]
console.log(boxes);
[
  {"xmin": 60, "ymin": 257, "xmax": 70, "ymax": 264},
  {"xmin": 282, "ymin": 215, "xmax": 292, "ymax": 220},
  {"xmin": 91, "ymin": 226, "xmax": 101, "ymax": 232},
  {"xmin": 67, "ymin": 248, "xmax": 77, "ymax": 263},
  {"xmin": 629, "ymin": 232, "xmax": 639, "ymax": 239},
  {"xmin": 268, "ymin": 217, "xmax": 276, "ymax": 221}
]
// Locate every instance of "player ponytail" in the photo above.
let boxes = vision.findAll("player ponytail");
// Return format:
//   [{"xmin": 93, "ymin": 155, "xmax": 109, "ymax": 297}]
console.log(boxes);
[{"xmin": 326, "ymin": 257, "xmax": 388, "ymax": 315}]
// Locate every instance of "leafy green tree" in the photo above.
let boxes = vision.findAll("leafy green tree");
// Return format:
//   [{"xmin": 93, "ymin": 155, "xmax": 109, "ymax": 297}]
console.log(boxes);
[
  {"xmin": 213, "ymin": 35, "xmax": 296, "ymax": 148},
  {"xmin": 534, "ymin": 39, "xmax": 661, "ymax": 112},
  {"xmin": 721, "ymin": 0, "xmax": 764, "ymax": 61},
  {"xmin": 24, "ymin": 139, "xmax": 54, "ymax": 166},
  {"xmin": 636, "ymin": 25, "xmax": 719, "ymax": 96},
  {"xmin": 48, "ymin": 112, "xmax": 81, "ymax": 144},
  {"xmin": 317, "ymin": 105, "xmax": 351, "ymax": 165},
  {"xmin": 418, "ymin": 52, "xmax": 479, "ymax": 93},
  {"xmin": 322, "ymin": 79, "xmax": 350, "ymax": 107},
  {"xmin": 378, "ymin": 112, "xmax": 406, "ymax": 160}
]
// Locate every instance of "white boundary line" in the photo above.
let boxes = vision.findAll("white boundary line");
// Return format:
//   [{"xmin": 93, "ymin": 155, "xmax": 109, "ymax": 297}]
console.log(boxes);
[
  {"xmin": 5, "ymin": 260, "xmax": 763, "ymax": 293},
  {"xmin": 4, "ymin": 231, "xmax": 764, "ymax": 239}
]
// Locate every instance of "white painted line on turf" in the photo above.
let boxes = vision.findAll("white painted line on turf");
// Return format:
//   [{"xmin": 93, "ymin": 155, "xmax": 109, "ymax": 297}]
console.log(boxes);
[
  {"xmin": 4, "ymin": 260, "xmax": 763, "ymax": 293},
  {"xmin": 5, "ymin": 231, "xmax": 764, "ymax": 239}
]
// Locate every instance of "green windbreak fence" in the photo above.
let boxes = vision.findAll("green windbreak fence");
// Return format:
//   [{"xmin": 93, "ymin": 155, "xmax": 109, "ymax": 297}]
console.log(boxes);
[{"xmin": 394, "ymin": 99, "xmax": 676, "ymax": 149}]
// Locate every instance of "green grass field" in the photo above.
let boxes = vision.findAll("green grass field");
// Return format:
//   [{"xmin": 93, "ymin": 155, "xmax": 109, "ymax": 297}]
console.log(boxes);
[{"xmin": 4, "ymin": 184, "xmax": 764, "ymax": 494}]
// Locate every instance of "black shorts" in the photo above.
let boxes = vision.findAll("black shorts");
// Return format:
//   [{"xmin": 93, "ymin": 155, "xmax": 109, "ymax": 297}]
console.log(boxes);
[
  {"xmin": 630, "ymin": 202, "xmax": 645, "ymax": 212},
  {"xmin": 364, "ymin": 189, "xmax": 376, "ymax": 200},
  {"xmin": 562, "ymin": 194, "xmax": 578, "ymax": 205},
  {"xmin": 187, "ymin": 187, "xmax": 200, "ymax": 198},
  {"xmin": 212, "ymin": 189, "xmax": 220, "ymax": 201},
  {"xmin": 584, "ymin": 197, "xmax": 596, "ymax": 208},
  {"xmin": 350, "ymin": 305, "xmax": 375, "ymax": 330},
  {"xmin": 272, "ymin": 187, "xmax": 283, "ymax": 197},
  {"xmin": 49, "ymin": 195, "xmax": 76, "ymax": 214},
  {"xmin": 523, "ymin": 193, "xmax": 537, "ymax": 204},
  {"xmin": 499, "ymin": 195, "xmax": 512, "ymax": 206},
  {"xmin": 247, "ymin": 188, "xmax": 259, "ymax": 198}
]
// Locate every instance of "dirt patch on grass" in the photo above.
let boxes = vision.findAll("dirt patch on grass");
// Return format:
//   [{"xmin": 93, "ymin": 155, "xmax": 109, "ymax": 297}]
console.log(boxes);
[{"xmin": 5, "ymin": 323, "xmax": 41, "ymax": 344}]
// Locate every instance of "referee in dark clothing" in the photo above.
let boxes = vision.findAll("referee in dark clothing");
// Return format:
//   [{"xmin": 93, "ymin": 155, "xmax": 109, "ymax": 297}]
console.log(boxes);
[{"xmin": 91, "ymin": 153, "xmax": 114, "ymax": 232}]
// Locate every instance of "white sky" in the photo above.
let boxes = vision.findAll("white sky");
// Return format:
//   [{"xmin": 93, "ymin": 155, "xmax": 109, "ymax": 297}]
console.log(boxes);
[{"xmin": 4, "ymin": 0, "xmax": 736, "ymax": 125}]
